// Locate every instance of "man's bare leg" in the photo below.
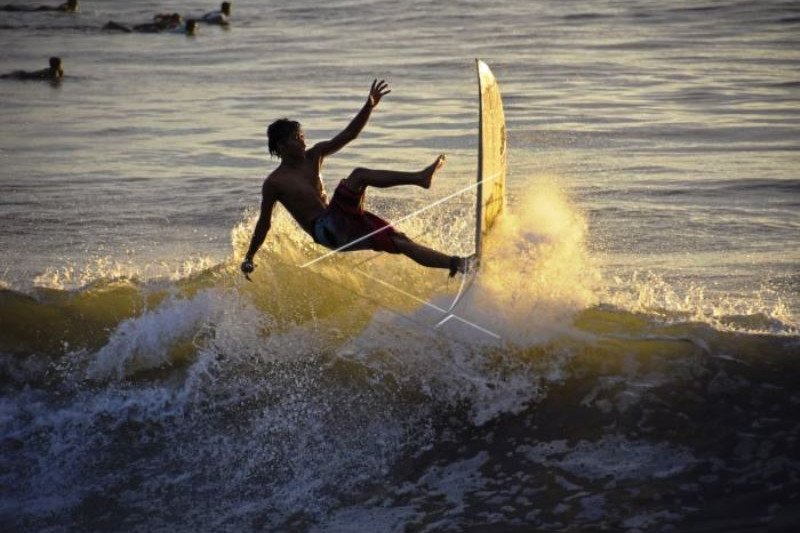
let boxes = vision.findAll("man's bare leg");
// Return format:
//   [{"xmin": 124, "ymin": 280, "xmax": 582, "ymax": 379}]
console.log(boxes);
[
  {"xmin": 344, "ymin": 155, "xmax": 446, "ymax": 191},
  {"xmin": 341, "ymin": 155, "xmax": 469, "ymax": 276},
  {"xmin": 392, "ymin": 235, "xmax": 451, "ymax": 269},
  {"xmin": 391, "ymin": 235, "xmax": 470, "ymax": 276}
]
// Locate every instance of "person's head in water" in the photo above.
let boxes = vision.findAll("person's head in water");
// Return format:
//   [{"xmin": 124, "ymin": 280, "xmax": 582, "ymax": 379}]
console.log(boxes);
[
  {"xmin": 49, "ymin": 57, "xmax": 63, "ymax": 79},
  {"xmin": 185, "ymin": 19, "xmax": 197, "ymax": 35},
  {"xmin": 267, "ymin": 118, "xmax": 304, "ymax": 159},
  {"xmin": 221, "ymin": 2, "xmax": 231, "ymax": 16},
  {"xmin": 58, "ymin": 0, "xmax": 78, "ymax": 11}
]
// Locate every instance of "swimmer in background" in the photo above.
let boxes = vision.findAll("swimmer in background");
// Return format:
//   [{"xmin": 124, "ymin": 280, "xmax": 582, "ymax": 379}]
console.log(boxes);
[
  {"xmin": 103, "ymin": 13, "xmax": 183, "ymax": 34},
  {"xmin": 153, "ymin": 12, "xmax": 184, "ymax": 28},
  {"xmin": 1, "ymin": 0, "xmax": 77, "ymax": 12},
  {"xmin": 1, "ymin": 57, "xmax": 63, "ymax": 82},
  {"xmin": 199, "ymin": 2, "xmax": 231, "ymax": 25},
  {"xmin": 182, "ymin": 19, "xmax": 198, "ymax": 36},
  {"xmin": 153, "ymin": 13, "xmax": 196, "ymax": 35}
]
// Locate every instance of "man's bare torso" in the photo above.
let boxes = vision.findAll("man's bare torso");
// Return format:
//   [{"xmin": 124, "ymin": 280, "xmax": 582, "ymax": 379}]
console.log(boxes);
[{"xmin": 264, "ymin": 148, "xmax": 328, "ymax": 236}]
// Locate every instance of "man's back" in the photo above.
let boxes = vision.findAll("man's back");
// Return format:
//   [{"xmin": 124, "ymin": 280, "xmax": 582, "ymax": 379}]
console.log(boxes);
[{"xmin": 265, "ymin": 148, "xmax": 327, "ymax": 236}]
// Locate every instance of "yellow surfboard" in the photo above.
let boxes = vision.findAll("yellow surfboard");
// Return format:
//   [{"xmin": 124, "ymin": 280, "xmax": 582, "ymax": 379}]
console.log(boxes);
[
  {"xmin": 475, "ymin": 59, "xmax": 507, "ymax": 259},
  {"xmin": 436, "ymin": 60, "xmax": 507, "ymax": 334}
]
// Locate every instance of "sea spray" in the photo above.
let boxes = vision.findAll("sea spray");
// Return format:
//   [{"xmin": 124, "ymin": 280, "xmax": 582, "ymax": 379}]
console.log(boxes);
[
  {"xmin": 331, "ymin": 180, "xmax": 598, "ymax": 425},
  {"xmin": 466, "ymin": 179, "xmax": 599, "ymax": 344},
  {"xmin": 602, "ymin": 270, "xmax": 798, "ymax": 335}
]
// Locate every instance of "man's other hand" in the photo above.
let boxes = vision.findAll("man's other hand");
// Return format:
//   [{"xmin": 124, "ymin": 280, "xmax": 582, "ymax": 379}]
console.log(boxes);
[{"xmin": 240, "ymin": 259, "xmax": 255, "ymax": 281}]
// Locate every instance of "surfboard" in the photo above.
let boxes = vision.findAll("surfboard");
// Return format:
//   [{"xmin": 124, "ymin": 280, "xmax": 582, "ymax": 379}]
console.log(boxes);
[
  {"xmin": 475, "ymin": 59, "xmax": 508, "ymax": 260},
  {"xmin": 436, "ymin": 59, "xmax": 507, "ymax": 327}
]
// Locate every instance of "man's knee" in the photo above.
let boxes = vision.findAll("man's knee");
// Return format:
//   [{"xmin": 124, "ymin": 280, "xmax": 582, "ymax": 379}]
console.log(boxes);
[
  {"xmin": 390, "ymin": 233, "xmax": 412, "ymax": 252},
  {"xmin": 344, "ymin": 168, "xmax": 369, "ymax": 191}
]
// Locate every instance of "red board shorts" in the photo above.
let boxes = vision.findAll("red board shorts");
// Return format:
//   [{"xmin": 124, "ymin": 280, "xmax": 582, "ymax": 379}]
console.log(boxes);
[{"xmin": 313, "ymin": 180, "xmax": 405, "ymax": 253}]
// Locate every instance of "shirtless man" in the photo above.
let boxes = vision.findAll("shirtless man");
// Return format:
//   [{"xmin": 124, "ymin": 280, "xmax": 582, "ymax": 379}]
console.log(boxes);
[
  {"xmin": 1, "ymin": 57, "xmax": 63, "ymax": 81},
  {"xmin": 241, "ymin": 80, "xmax": 473, "ymax": 279}
]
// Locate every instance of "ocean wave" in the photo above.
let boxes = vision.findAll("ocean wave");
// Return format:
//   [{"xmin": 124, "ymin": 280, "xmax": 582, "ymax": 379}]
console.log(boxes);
[{"xmin": 2, "ymin": 179, "xmax": 798, "ymax": 531}]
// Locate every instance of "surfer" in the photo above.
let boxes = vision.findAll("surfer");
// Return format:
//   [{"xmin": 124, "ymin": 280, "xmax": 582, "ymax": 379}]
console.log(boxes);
[
  {"xmin": 1, "ymin": 57, "xmax": 63, "ymax": 82},
  {"xmin": 241, "ymin": 79, "xmax": 474, "ymax": 279}
]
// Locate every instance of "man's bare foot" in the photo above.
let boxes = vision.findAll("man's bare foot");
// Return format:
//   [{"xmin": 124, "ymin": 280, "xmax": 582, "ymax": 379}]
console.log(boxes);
[
  {"xmin": 419, "ymin": 154, "xmax": 446, "ymax": 189},
  {"xmin": 449, "ymin": 254, "xmax": 478, "ymax": 278}
]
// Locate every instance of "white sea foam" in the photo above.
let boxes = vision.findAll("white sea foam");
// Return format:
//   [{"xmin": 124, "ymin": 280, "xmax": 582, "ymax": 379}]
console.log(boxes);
[
  {"xmin": 603, "ymin": 270, "xmax": 798, "ymax": 335},
  {"xmin": 520, "ymin": 434, "xmax": 697, "ymax": 483},
  {"xmin": 418, "ymin": 452, "xmax": 490, "ymax": 515},
  {"xmin": 87, "ymin": 289, "xmax": 226, "ymax": 380},
  {"xmin": 31, "ymin": 254, "xmax": 218, "ymax": 291}
]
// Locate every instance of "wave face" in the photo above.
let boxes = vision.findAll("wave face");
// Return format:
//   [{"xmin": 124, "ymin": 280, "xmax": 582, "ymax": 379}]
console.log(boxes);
[{"xmin": 2, "ymin": 184, "xmax": 798, "ymax": 532}]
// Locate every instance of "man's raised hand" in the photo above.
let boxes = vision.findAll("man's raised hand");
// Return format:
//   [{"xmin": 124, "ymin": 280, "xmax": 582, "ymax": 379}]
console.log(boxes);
[{"xmin": 368, "ymin": 79, "xmax": 390, "ymax": 107}]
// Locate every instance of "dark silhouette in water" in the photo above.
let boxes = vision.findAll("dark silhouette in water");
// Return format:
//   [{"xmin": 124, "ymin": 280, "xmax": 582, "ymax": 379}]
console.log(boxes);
[
  {"xmin": 183, "ymin": 19, "xmax": 198, "ymax": 36},
  {"xmin": 199, "ymin": 2, "xmax": 231, "ymax": 25},
  {"xmin": 1, "ymin": 56, "xmax": 63, "ymax": 82},
  {"xmin": 1, "ymin": 0, "xmax": 77, "ymax": 12},
  {"xmin": 103, "ymin": 13, "xmax": 184, "ymax": 34},
  {"xmin": 152, "ymin": 14, "xmax": 197, "ymax": 35}
]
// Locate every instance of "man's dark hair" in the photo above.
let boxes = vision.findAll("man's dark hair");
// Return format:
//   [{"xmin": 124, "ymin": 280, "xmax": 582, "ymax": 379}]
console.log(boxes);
[
  {"xmin": 267, "ymin": 118, "xmax": 301, "ymax": 158},
  {"xmin": 49, "ymin": 57, "xmax": 61, "ymax": 69}
]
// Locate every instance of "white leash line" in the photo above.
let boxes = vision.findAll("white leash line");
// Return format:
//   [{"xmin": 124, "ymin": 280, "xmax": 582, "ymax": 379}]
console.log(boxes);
[
  {"xmin": 354, "ymin": 267, "xmax": 501, "ymax": 340},
  {"xmin": 299, "ymin": 170, "xmax": 502, "ymax": 269},
  {"xmin": 297, "ymin": 169, "xmax": 504, "ymax": 340}
]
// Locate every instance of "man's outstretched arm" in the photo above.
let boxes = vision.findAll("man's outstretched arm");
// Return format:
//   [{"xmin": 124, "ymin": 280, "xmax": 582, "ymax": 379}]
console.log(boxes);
[
  {"xmin": 312, "ymin": 79, "xmax": 390, "ymax": 158},
  {"xmin": 241, "ymin": 181, "xmax": 278, "ymax": 279}
]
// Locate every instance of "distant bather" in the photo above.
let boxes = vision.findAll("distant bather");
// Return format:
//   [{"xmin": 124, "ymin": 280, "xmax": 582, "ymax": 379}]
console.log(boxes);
[
  {"xmin": 199, "ymin": 2, "xmax": 231, "ymax": 25},
  {"xmin": 1, "ymin": 0, "xmax": 78, "ymax": 12},
  {"xmin": 1, "ymin": 57, "xmax": 64, "ymax": 82},
  {"xmin": 103, "ymin": 13, "xmax": 183, "ymax": 34}
]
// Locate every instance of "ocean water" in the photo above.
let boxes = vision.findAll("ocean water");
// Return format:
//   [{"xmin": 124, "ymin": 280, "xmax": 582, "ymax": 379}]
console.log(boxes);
[{"xmin": 1, "ymin": 0, "xmax": 799, "ymax": 531}]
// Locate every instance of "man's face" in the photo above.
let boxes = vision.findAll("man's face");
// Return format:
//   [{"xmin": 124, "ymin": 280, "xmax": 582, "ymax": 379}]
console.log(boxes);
[{"xmin": 280, "ymin": 128, "xmax": 306, "ymax": 158}]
